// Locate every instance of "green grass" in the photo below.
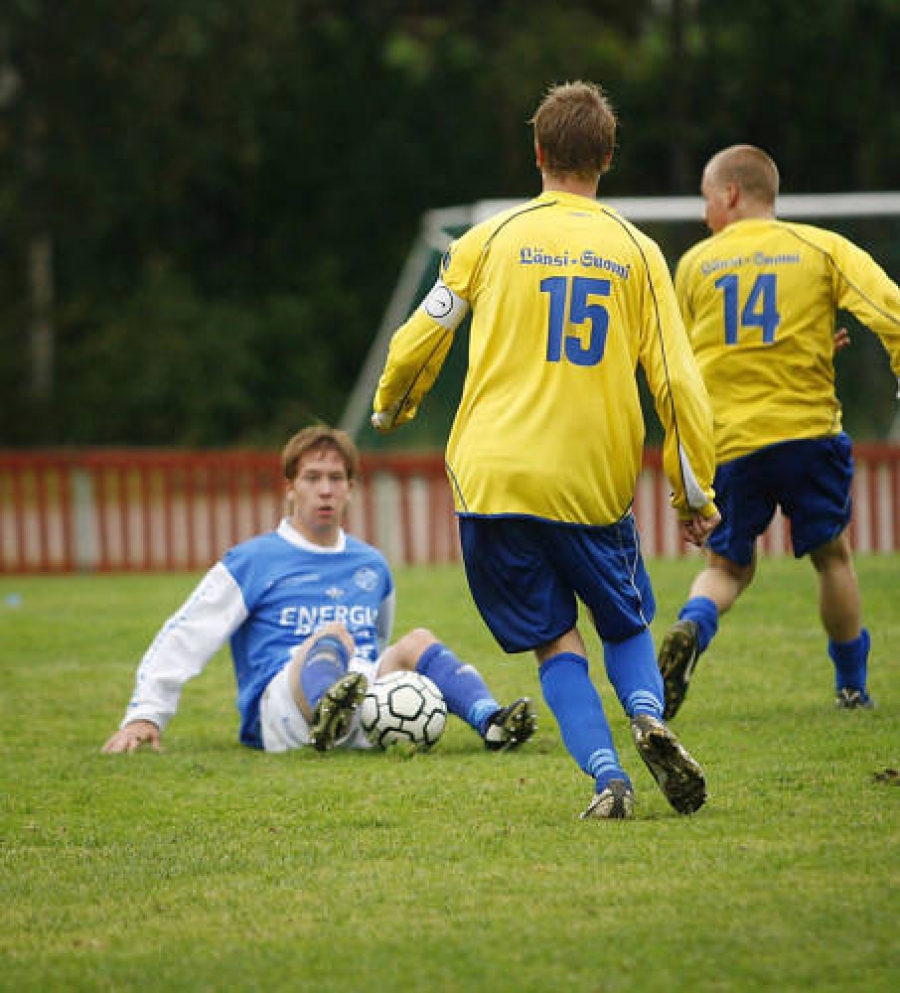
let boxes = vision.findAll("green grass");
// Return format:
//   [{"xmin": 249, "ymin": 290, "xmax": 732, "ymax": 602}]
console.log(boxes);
[{"xmin": 2, "ymin": 555, "xmax": 899, "ymax": 992}]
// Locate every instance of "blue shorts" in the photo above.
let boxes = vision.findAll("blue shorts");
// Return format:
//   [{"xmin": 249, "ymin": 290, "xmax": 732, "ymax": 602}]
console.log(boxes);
[
  {"xmin": 458, "ymin": 514, "xmax": 655, "ymax": 654},
  {"xmin": 707, "ymin": 433, "xmax": 854, "ymax": 567}
]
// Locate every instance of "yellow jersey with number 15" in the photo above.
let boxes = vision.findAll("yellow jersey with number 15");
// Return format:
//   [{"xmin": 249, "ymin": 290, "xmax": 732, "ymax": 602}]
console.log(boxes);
[
  {"xmin": 373, "ymin": 190, "xmax": 717, "ymax": 527},
  {"xmin": 675, "ymin": 217, "xmax": 900, "ymax": 464}
]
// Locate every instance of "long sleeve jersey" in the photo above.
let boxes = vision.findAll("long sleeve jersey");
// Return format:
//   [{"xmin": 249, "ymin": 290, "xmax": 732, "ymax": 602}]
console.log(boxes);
[
  {"xmin": 120, "ymin": 520, "xmax": 395, "ymax": 747},
  {"xmin": 374, "ymin": 190, "xmax": 717, "ymax": 525},
  {"xmin": 675, "ymin": 217, "xmax": 900, "ymax": 463}
]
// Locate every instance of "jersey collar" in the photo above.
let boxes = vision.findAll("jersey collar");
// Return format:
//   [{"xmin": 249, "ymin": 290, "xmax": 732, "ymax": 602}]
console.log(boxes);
[{"xmin": 277, "ymin": 518, "xmax": 347, "ymax": 554}]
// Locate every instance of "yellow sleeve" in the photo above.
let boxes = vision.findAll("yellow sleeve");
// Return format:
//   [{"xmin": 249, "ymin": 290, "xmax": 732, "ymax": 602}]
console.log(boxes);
[
  {"xmin": 373, "ymin": 232, "xmax": 481, "ymax": 429},
  {"xmin": 830, "ymin": 234, "xmax": 900, "ymax": 377},
  {"xmin": 674, "ymin": 251, "xmax": 694, "ymax": 329},
  {"xmin": 372, "ymin": 308, "xmax": 457, "ymax": 428},
  {"xmin": 639, "ymin": 241, "xmax": 718, "ymax": 518}
]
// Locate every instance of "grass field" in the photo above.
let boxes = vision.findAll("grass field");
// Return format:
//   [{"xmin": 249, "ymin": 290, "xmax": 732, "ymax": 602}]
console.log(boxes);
[{"xmin": 2, "ymin": 554, "xmax": 899, "ymax": 991}]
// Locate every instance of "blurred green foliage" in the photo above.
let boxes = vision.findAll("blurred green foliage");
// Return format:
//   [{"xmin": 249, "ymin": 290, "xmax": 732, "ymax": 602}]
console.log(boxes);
[{"xmin": 1, "ymin": 0, "xmax": 899, "ymax": 445}]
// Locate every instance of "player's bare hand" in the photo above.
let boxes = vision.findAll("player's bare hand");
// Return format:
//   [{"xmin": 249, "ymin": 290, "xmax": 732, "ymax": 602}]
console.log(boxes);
[
  {"xmin": 101, "ymin": 719, "xmax": 161, "ymax": 754},
  {"xmin": 833, "ymin": 327, "xmax": 851, "ymax": 354},
  {"xmin": 679, "ymin": 511, "xmax": 721, "ymax": 548}
]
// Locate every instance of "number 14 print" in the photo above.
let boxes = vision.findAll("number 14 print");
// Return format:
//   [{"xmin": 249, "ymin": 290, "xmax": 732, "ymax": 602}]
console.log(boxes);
[{"xmin": 714, "ymin": 272, "xmax": 781, "ymax": 344}]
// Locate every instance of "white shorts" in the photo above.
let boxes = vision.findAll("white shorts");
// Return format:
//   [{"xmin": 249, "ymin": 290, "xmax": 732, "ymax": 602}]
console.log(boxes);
[{"xmin": 259, "ymin": 651, "xmax": 380, "ymax": 753}]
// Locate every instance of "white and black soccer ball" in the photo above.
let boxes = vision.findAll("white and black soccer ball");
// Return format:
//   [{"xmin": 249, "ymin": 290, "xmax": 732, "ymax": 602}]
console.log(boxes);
[{"xmin": 360, "ymin": 671, "xmax": 447, "ymax": 750}]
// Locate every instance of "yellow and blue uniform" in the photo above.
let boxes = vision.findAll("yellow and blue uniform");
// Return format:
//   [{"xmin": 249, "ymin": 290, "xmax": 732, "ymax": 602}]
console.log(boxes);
[
  {"xmin": 668, "ymin": 216, "xmax": 899, "ymax": 706},
  {"xmin": 675, "ymin": 218, "xmax": 900, "ymax": 464},
  {"xmin": 376, "ymin": 186, "xmax": 714, "ymax": 807},
  {"xmin": 374, "ymin": 190, "xmax": 718, "ymax": 526}
]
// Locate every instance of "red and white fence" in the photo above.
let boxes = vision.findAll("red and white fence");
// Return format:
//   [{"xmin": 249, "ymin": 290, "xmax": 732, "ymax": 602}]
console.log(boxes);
[{"xmin": 1, "ymin": 444, "xmax": 899, "ymax": 573}]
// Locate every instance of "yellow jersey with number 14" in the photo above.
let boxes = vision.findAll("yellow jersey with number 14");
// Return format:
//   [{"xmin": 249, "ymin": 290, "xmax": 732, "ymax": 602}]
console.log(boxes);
[
  {"xmin": 675, "ymin": 217, "xmax": 900, "ymax": 464},
  {"xmin": 373, "ymin": 190, "xmax": 717, "ymax": 526}
]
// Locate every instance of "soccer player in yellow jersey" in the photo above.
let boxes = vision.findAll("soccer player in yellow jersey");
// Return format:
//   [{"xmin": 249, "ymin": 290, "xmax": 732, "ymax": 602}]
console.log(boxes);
[
  {"xmin": 658, "ymin": 144, "xmax": 900, "ymax": 720},
  {"xmin": 372, "ymin": 81, "xmax": 720, "ymax": 821}
]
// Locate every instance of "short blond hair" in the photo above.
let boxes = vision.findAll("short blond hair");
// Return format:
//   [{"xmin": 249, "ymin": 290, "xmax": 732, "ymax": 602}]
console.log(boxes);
[
  {"xmin": 706, "ymin": 144, "xmax": 779, "ymax": 204},
  {"xmin": 530, "ymin": 80, "xmax": 617, "ymax": 179},
  {"xmin": 281, "ymin": 425, "xmax": 359, "ymax": 482}
]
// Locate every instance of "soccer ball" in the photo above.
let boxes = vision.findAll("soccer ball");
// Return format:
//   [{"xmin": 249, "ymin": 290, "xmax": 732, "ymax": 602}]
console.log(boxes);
[{"xmin": 360, "ymin": 671, "xmax": 447, "ymax": 750}]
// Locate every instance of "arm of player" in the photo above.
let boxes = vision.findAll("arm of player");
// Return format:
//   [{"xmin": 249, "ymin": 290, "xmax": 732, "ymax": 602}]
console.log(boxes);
[
  {"xmin": 101, "ymin": 562, "xmax": 248, "ymax": 753},
  {"xmin": 831, "ymin": 235, "xmax": 900, "ymax": 385},
  {"xmin": 640, "ymin": 242, "xmax": 718, "ymax": 521},
  {"xmin": 372, "ymin": 278, "xmax": 470, "ymax": 431}
]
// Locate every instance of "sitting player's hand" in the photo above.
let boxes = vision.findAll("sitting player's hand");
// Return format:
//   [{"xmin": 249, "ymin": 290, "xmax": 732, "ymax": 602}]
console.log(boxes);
[{"xmin": 101, "ymin": 719, "xmax": 162, "ymax": 754}]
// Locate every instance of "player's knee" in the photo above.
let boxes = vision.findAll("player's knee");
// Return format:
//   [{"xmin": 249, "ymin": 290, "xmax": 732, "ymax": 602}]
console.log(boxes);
[
  {"xmin": 396, "ymin": 627, "xmax": 439, "ymax": 663},
  {"xmin": 720, "ymin": 554, "xmax": 752, "ymax": 584},
  {"xmin": 810, "ymin": 533, "xmax": 853, "ymax": 573},
  {"xmin": 312, "ymin": 622, "xmax": 354, "ymax": 657},
  {"xmin": 701, "ymin": 552, "xmax": 754, "ymax": 597},
  {"xmin": 737, "ymin": 559, "xmax": 756, "ymax": 589}
]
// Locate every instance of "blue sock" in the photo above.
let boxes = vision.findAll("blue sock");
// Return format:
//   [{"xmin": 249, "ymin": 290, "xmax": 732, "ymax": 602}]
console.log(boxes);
[
  {"xmin": 417, "ymin": 643, "xmax": 499, "ymax": 734},
  {"xmin": 603, "ymin": 628, "xmax": 663, "ymax": 719},
  {"xmin": 828, "ymin": 628, "xmax": 870, "ymax": 691},
  {"xmin": 299, "ymin": 635, "xmax": 350, "ymax": 710},
  {"xmin": 539, "ymin": 652, "xmax": 629, "ymax": 792},
  {"xmin": 679, "ymin": 596, "xmax": 719, "ymax": 654}
]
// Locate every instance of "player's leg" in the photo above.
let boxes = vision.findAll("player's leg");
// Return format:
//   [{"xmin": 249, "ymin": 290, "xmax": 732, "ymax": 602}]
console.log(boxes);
[
  {"xmin": 569, "ymin": 517, "xmax": 706, "ymax": 815},
  {"xmin": 259, "ymin": 643, "xmax": 370, "ymax": 754},
  {"xmin": 537, "ymin": 628, "xmax": 635, "ymax": 820},
  {"xmin": 787, "ymin": 433, "xmax": 870, "ymax": 708},
  {"xmin": 459, "ymin": 517, "xmax": 628, "ymax": 816},
  {"xmin": 659, "ymin": 451, "xmax": 771, "ymax": 719},
  {"xmin": 283, "ymin": 622, "xmax": 367, "ymax": 751},
  {"xmin": 658, "ymin": 550, "xmax": 755, "ymax": 719},
  {"xmin": 288, "ymin": 623, "xmax": 354, "ymax": 721},
  {"xmin": 379, "ymin": 627, "xmax": 536, "ymax": 749},
  {"xmin": 810, "ymin": 534, "xmax": 872, "ymax": 708},
  {"xmin": 604, "ymin": 627, "xmax": 664, "ymax": 719}
]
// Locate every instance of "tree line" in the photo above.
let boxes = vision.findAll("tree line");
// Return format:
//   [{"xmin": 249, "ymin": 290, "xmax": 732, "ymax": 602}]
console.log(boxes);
[{"xmin": 2, "ymin": 0, "xmax": 898, "ymax": 447}]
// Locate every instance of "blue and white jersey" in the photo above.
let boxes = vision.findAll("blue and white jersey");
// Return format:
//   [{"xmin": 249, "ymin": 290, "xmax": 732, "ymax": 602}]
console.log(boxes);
[{"xmin": 121, "ymin": 520, "xmax": 395, "ymax": 748}]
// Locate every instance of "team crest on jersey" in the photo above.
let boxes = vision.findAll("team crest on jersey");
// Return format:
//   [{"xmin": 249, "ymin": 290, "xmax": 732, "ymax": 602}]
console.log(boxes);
[
  {"xmin": 354, "ymin": 567, "xmax": 379, "ymax": 592},
  {"xmin": 325, "ymin": 585, "xmax": 344, "ymax": 600}
]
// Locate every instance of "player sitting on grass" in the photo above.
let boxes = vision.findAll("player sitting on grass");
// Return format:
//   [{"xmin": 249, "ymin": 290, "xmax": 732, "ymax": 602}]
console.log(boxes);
[
  {"xmin": 658, "ymin": 144, "xmax": 900, "ymax": 719},
  {"xmin": 102, "ymin": 425, "xmax": 535, "ymax": 755}
]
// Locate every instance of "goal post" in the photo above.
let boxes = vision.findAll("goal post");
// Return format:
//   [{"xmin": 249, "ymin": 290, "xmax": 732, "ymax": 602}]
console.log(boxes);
[{"xmin": 341, "ymin": 192, "xmax": 900, "ymax": 444}]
